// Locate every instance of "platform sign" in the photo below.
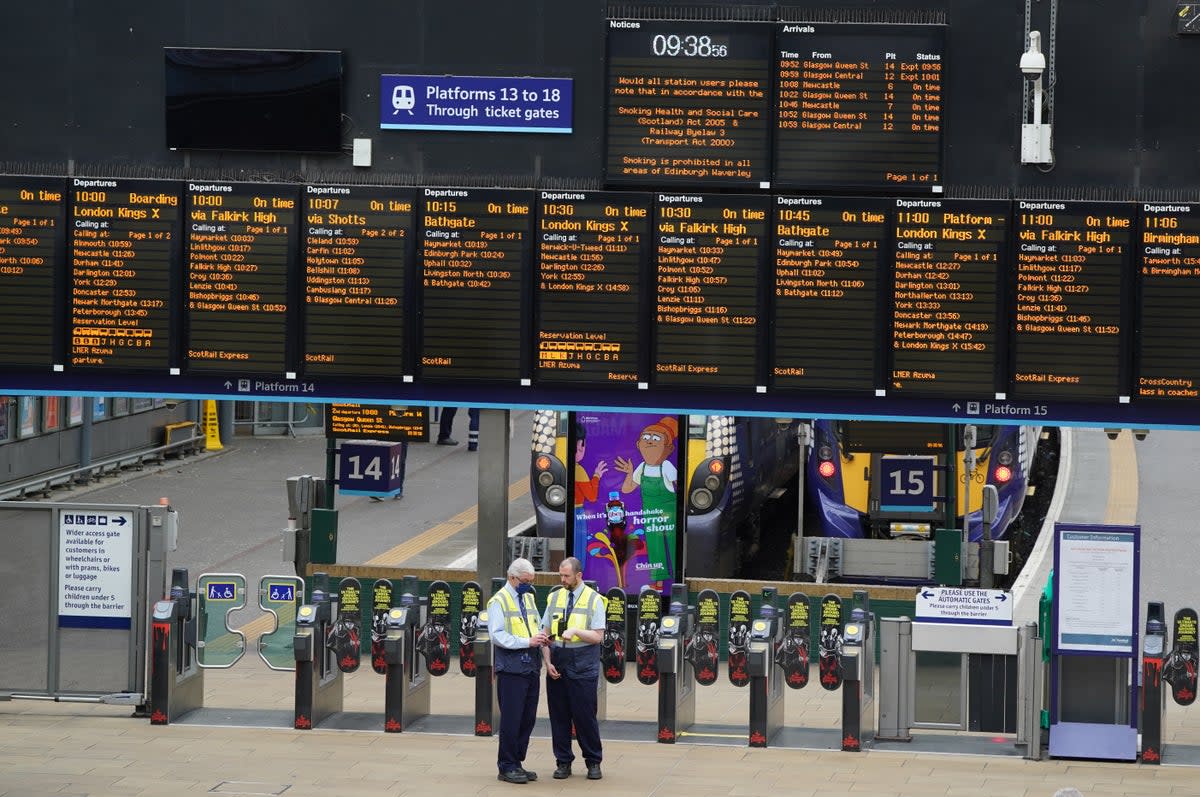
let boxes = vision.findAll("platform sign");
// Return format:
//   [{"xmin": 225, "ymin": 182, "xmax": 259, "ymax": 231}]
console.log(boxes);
[
  {"xmin": 915, "ymin": 586, "xmax": 1012, "ymax": 626},
  {"xmin": 878, "ymin": 456, "xmax": 935, "ymax": 512},
  {"xmin": 57, "ymin": 510, "xmax": 134, "ymax": 629},
  {"xmin": 336, "ymin": 440, "xmax": 405, "ymax": 497},
  {"xmin": 380, "ymin": 74, "xmax": 572, "ymax": 134}
]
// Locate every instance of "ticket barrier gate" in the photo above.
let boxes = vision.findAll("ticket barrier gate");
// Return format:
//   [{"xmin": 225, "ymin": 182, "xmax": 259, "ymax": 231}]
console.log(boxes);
[
  {"xmin": 748, "ymin": 588, "xmax": 784, "ymax": 748},
  {"xmin": 1141, "ymin": 602, "xmax": 1168, "ymax": 764},
  {"xmin": 840, "ymin": 605, "xmax": 875, "ymax": 751},
  {"xmin": 472, "ymin": 577, "xmax": 504, "ymax": 736},
  {"xmin": 294, "ymin": 583, "xmax": 343, "ymax": 729},
  {"xmin": 149, "ymin": 568, "xmax": 204, "ymax": 725},
  {"xmin": 383, "ymin": 577, "xmax": 430, "ymax": 732},
  {"xmin": 656, "ymin": 584, "xmax": 696, "ymax": 743}
]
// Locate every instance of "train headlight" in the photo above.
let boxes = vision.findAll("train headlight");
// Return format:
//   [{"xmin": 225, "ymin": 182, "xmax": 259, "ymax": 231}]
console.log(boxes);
[
  {"xmin": 996, "ymin": 450, "xmax": 1013, "ymax": 466},
  {"xmin": 704, "ymin": 474, "xmax": 721, "ymax": 490},
  {"xmin": 545, "ymin": 484, "xmax": 567, "ymax": 507},
  {"xmin": 536, "ymin": 455, "xmax": 552, "ymax": 470},
  {"xmin": 818, "ymin": 460, "xmax": 837, "ymax": 479},
  {"xmin": 690, "ymin": 488, "xmax": 714, "ymax": 511},
  {"xmin": 708, "ymin": 459, "xmax": 724, "ymax": 474},
  {"xmin": 993, "ymin": 465, "xmax": 1013, "ymax": 484},
  {"xmin": 537, "ymin": 471, "xmax": 555, "ymax": 487},
  {"xmin": 817, "ymin": 445, "xmax": 833, "ymax": 461}
]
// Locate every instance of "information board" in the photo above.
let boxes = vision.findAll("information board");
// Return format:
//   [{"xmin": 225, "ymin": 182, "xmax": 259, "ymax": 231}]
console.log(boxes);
[
  {"xmin": 653, "ymin": 193, "xmax": 767, "ymax": 388},
  {"xmin": 58, "ymin": 509, "xmax": 134, "ymax": 629},
  {"xmin": 1054, "ymin": 524, "xmax": 1138, "ymax": 655},
  {"xmin": 0, "ymin": 176, "xmax": 63, "ymax": 369},
  {"xmin": 605, "ymin": 19, "xmax": 772, "ymax": 187},
  {"xmin": 1011, "ymin": 201, "xmax": 1132, "ymax": 400},
  {"xmin": 325, "ymin": 403, "xmax": 428, "ymax": 442},
  {"xmin": 771, "ymin": 195, "xmax": 887, "ymax": 392},
  {"xmin": 185, "ymin": 182, "xmax": 297, "ymax": 373},
  {"xmin": 419, "ymin": 187, "xmax": 532, "ymax": 381},
  {"xmin": 1136, "ymin": 202, "xmax": 1200, "ymax": 400},
  {"xmin": 303, "ymin": 185, "xmax": 413, "ymax": 378},
  {"xmin": 889, "ymin": 198, "xmax": 1007, "ymax": 395},
  {"xmin": 70, "ymin": 179, "xmax": 180, "ymax": 371},
  {"xmin": 774, "ymin": 22, "xmax": 945, "ymax": 189},
  {"xmin": 536, "ymin": 190, "xmax": 650, "ymax": 385}
]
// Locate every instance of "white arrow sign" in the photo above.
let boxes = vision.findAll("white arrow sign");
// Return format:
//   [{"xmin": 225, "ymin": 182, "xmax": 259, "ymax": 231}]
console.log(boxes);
[{"xmin": 915, "ymin": 586, "xmax": 1013, "ymax": 626}]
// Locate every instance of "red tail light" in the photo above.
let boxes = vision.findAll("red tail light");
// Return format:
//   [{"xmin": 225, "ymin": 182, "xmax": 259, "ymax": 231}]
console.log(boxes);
[
  {"xmin": 993, "ymin": 464, "xmax": 1012, "ymax": 484},
  {"xmin": 818, "ymin": 460, "xmax": 837, "ymax": 479}
]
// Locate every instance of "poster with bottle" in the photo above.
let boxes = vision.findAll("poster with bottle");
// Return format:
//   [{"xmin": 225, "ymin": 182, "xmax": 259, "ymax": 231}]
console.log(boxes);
[{"xmin": 571, "ymin": 411, "xmax": 682, "ymax": 595}]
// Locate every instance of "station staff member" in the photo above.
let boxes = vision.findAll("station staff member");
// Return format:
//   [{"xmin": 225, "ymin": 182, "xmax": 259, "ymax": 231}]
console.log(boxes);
[
  {"xmin": 487, "ymin": 558, "xmax": 548, "ymax": 785},
  {"xmin": 542, "ymin": 557, "xmax": 606, "ymax": 780}
]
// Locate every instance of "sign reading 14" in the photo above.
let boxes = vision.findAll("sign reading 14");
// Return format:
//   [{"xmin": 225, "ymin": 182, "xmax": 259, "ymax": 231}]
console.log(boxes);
[{"xmin": 343, "ymin": 449, "xmax": 403, "ymax": 481}]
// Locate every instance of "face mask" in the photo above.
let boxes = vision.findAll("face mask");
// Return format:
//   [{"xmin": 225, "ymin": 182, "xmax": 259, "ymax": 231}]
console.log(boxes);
[{"xmin": 516, "ymin": 582, "xmax": 535, "ymax": 597}]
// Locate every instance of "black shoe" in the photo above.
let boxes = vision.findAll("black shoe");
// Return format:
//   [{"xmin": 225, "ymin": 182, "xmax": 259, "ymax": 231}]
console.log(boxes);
[
  {"xmin": 468, "ymin": 444, "xmax": 478, "ymax": 452},
  {"xmin": 497, "ymin": 770, "xmax": 528, "ymax": 784},
  {"xmin": 586, "ymin": 764, "xmax": 602, "ymax": 780},
  {"xmin": 438, "ymin": 437, "xmax": 459, "ymax": 446},
  {"xmin": 518, "ymin": 769, "xmax": 537, "ymax": 782},
  {"xmin": 553, "ymin": 763, "xmax": 571, "ymax": 779},
  {"xmin": 369, "ymin": 496, "xmax": 383, "ymax": 503}
]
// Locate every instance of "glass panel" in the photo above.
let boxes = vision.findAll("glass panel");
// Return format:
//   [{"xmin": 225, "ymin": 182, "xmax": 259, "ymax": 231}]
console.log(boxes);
[
  {"xmin": 914, "ymin": 650, "xmax": 962, "ymax": 725},
  {"xmin": 258, "ymin": 575, "xmax": 303, "ymax": 671},
  {"xmin": 0, "ymin": 508, "xmax": 50, "ymax": 690},
  {"xmin": 196, "ymin": 573, "xmax": 247, "ymax": 668}
]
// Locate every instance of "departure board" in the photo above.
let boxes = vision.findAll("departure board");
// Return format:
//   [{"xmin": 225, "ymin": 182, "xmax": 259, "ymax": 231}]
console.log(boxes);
[
  {"xmin": 0, "ymin": 177, "xmax": 63, "ymax": 369},
  {"xmin": 186, "ymin": 183, "xmax": 297, "ymax": 373},
  {"xmin": 771, "ymin": 196, "xmax": 887, "ymax": 392},
  {"xmin": 1136, "ymin": 202, "xmax": 1200, "ymax": 400},
  {"xmin": 774, "ymin": 23, "xmax": 945, "ymax": 189},
  {"xmin": 653, "ymin": 194, "xmax": 768, "ymax": 388},
  {"xmin": 1012, "ymin": 201, "xmax": 1132, "ymax": 400},
  {"xmin": 606, "ymin": 19, "xmax": 772, "ymax": 187},
  {"xmin": 536, "ymin": 191, "xmax": 649, "ymax": 385},
  {"xmin": 326, "ymin": 403, "xmax": 429, "ymax": 442},
  {"xmin": 420, "ymin": 188, "xmax": 532, "ymax": 381},
  {"xmin": 69, "ymin": 178, "xmax": 180, "ymax": 371},
  {"xmin": 303, "ymin": 186, "xmax": 413, "ymax": 378},
  {"xmin": 890, "ymin": 198, "xmax": 1008, "ymax": 396}
]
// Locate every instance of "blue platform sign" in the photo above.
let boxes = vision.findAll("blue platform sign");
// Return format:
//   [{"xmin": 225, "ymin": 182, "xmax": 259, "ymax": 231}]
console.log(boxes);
[
  {"xmin": 879, "ymin": 455, "xmax": 935, "ymax": 512},
  {"xmin": 337, "ymin": 440, "xmax": 405, "ymax": 497},
  {"xmin": 380, "ymin": 74, "xmax": 573, "ymax": 133}
]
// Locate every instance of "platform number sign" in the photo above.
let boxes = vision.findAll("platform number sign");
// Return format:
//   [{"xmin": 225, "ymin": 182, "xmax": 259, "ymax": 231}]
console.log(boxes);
[
  {"xmin": 337, "ymin": 441, "xmax": 406, "ymax": 496},
  {"xmin": 879, "ymin": 456, "xmax": 935, "ymax": 512}
]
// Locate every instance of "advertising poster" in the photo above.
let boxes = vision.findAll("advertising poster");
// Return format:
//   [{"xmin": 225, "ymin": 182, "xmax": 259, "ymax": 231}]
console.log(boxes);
[
  {"xmin": 572, "ymin": 412, "xmax": 681, "ymax": 594},
  {"xmin": 68, "ymin": 396, "xmax": 84, "ymax": 426},
  {"xmin": 18, "ymin": 396, "xmax": 36, "ymax": 437}
]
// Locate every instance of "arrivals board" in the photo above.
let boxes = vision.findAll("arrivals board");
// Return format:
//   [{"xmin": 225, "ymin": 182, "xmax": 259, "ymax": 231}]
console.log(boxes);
[
  {"xmin": 303, "ymin": 186, "xmax": 413, "ymax": 378},
  {"xmin": 535, "ymin": 190, "xmax": 650, "ymax": 385},
  {"xmin": 605, "ymin": 19, "xmax": 773, "ymax": 187},
  {"xmin": 185, "ymin": 183, "xmax": 297, "ymax": 373},
  {"xmin": 69, "ymin": 179, "xmax": 180, "ymax": 371},
  {"xmin": 889, "ymin": 198, "xmax": 1008, "ymax": 396},
  {"xmin": 653, "ymin": 193, "xmax": 768, "ymax": 388},
  {"xmin": 1137, "ymin": 202, "xmax": 1200, "ymax": 400},
  {"xmin": 419, "ymin": 188, "xmax": 532, "ymax": 381},
  {"xmin": 771, "ymin": 195, "xmax": 888, "ymax": 392},
  {"xmin": 1011, "ymin": 201, "xmax": 1133, "ymax": 401},
  {"xmin": 0, "ymin": 176, "xmax": 63, "ymax": 369},
  {"xmin": 774, "ymin": 23, "xmax": 945, "ymax": 190}
]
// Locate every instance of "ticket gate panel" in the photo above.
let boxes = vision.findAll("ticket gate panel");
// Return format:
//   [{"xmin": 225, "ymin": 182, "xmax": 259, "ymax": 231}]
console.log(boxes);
[
  {"xmin": 258, "ymin": 576, "xmax": 304, "ymax": 671},
  {"xmin": 196, "ymin": 573, "xmax": 247, "ymax": 668}
]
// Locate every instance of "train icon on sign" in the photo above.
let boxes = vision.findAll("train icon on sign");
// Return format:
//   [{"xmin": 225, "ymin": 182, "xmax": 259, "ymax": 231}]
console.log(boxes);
[{"xmin": 391, "ymin": 85, "xmax": 415, "ymax": 115}]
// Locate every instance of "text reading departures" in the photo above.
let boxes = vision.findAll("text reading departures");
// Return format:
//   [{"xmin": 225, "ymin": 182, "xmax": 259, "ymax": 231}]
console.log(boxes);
[
  {"xmin": 774, "ymin": 23, "xmax": 944, "ymax": 189},
  {"xmin": 771, "ymin": 196, "xmax": 887, "ymax": 392},
  {"xmin": 654, "ymin": 194, "xmax": 768, "ymax": 388},
  {"xmin": 0, "ymin": 177, "xmax": 63, "ymax": 369},
  {"xmin": 420, "ymin": 188, "xmax": 532, "ymax": 381},
  {"xmin": 536, "ymin": 191, "xmax": 649, "ymax": 384},
  {"xmin": 605, "ymin": 20, "xmax": 772, "ymax": 187},
  {"xmin": 890, "ymin": 198, "xmax": 1007, "ymax": 395},
  {"xmin": 1137, "ymin": 203, "xmax": 1200, "ymax": 400},
  {"xmin": 304, "ymin": 186, "xmax": 413, "ymax": 377},
  {"xmin": 186, "ymin": 183, "xmax": 296, "ymax": 373},
  {"xmin": 1012, "ymin": 201, "xmax": 1132, "ymax": 400},
  {"xmin": 70, "ymin": 179, "xmax": 180, "ymax": 370}
]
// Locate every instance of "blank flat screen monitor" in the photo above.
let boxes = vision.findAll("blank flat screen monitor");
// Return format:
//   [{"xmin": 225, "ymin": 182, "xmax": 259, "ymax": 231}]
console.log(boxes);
[{"xmin": 165, "ymin": 47, "xmax": 343, "ymax": 153}]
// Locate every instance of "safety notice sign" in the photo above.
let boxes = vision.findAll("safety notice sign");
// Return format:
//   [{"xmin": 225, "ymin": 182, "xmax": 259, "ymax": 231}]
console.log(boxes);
[{"xmin": 915, "ymin": 586, "xmax": 1013, "ymax": 626}]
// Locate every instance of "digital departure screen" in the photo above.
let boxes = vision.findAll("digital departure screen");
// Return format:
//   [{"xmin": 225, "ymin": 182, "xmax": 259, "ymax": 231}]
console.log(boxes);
[
  {"xmin": 303, "ymin": 186, "xmax": 413, "ymax": 378},
  {"xmin": 0, "ymin": 177, "xmax": 63, "ymax": 369},
  {"xmin": 1137, "ymin": 202, "xmax": 1200, "ymax": 400},
  {"xmin": 771, "ymin": 195, "xmax": 887, "ymax": 392},
  {"xmin": 419, "ymin": 188, "xmax": 532, "ymax": 381},
  {"xmin": 653, "ymin": 193, "xmax": 767, "ymax": 388},
  {"xmin": 1012, "ymin": 201, "xmax": 1132, "ymax": 400},
  {"xmin": 325, "ymin": 403, "xmax": 429, "ymax": 442},
  {"xmin": 890, "ymin": 198, "xmax": 1008, "ymax": 396},
  {"xmin": 69, "ymin": 178, "xmax": 180, "ymax": 371},
  {"xmin": 536, "ymin": 190, "xmax": 649, "ymax": 385},
  {"xmin": 186, "ymin": 182, "xmax": 297, "ymax": 373},
  {"xmin": 605, "ymin": 19, "xmax": 772, "ymax": 187},
  {"xmin": 774, "ymin": 23, "xmax": 945, "ymax": 190}
]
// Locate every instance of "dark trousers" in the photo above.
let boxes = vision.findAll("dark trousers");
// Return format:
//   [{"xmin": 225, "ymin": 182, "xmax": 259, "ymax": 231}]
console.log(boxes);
[
  {"xmin": 496, "ymin": 671, "xmax": 540, "ymax": 773},
  {"xmin": 546, "ymin": 673, "xmax": 602, "ymax": 766}
]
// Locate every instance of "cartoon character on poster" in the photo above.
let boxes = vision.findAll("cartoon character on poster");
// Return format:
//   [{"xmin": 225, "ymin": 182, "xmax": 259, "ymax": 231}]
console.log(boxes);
[{"xmin": 614, "ymin": 417, "xmax": 677, "ymax": 583}]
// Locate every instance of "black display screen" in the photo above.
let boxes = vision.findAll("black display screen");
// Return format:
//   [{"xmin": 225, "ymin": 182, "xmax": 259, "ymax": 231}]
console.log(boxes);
[
  {"xmin": 0, "ymin": 177, "xmax": 63, "ymax": 369},
  {"xmin": 165, "ymin": 48, "xmax": 343, "ymax": 153},
  {"xmin": 1136, "ymin": 202, "xmax": 1200, "ymax": 400}
]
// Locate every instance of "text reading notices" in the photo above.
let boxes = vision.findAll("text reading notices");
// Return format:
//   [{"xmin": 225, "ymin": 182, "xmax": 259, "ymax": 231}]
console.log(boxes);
[
  {"xmin": 890, "ymin": 198, "xmax": 1007, "ymax": 396},
  {"xmin": 606, "ymin": 20, "xmax": 772, "ymax": 187},
  {"xmin": 536, "ymin": 191, "xmax": 649, "ymax": 384},
  {"xmin": 304, "ymin": 186, "xmax": 413, "ymax": 378},
  {"xmin": 186, "ymin": 183, "xmax": 296, "ymax": 373},
  {"xmin": 771, "ymin": 196, "xmax": 887, "ymax": 392},
  {"xmin": 1137, "ymin": 203, "xmax": 1200, "ymax": 400},
  {"xmin": 774, "ymin": 23, "xmax": 944, "ymax": 189},
  {"xmin": 0, "ymin": 177, "xmax": 63, "ymax": 368},
  {"xmin": 420, "ymin": 188, "xmax": 531, "ymax": 381},
  {"xmin": 1012, "ymin": 201, "xmax": 1132, "ymax": 400},
  {"xmin": 70, "ymin": 179, "xmax": 179, "ymax": 370},
  {"xmin": 654, "ymin": 194, "xmax": 767, "ymax": 388}
]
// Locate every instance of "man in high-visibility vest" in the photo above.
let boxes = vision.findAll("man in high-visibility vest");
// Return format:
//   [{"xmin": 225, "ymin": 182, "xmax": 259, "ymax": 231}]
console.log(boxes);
[
  {"xmin": 487, "ymin": 557, "xmax": 549, "ymax": 785},
  {"xmin": 541, "ymin": 556, "xmax": 606, "ymax": 780}
]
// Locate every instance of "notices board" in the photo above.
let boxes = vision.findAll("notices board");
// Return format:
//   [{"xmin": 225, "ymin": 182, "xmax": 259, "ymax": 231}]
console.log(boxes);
[
  {"xmin": 1054, "ymin": 524, "xmax": 1138, "ymax": 655},
  {"xmin": 58, "ymin": 509, "xmax": 134, "ymax": 629},
  {"xmin": 0, "ymin": 176, "xmax": 63, "ymax": 369},
  {"xmin": 1136, "ymin": 202, "xmax": 1200, "ymax": 400}
]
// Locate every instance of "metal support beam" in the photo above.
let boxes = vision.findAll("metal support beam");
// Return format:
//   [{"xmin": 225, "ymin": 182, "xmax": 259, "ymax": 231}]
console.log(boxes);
[{"xmin": 477, "ymin": 409, "xmax": 511, "ymax": 586}]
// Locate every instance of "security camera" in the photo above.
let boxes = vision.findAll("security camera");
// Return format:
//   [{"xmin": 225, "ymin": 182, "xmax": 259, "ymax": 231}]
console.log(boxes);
[
  {"xmin": 1104, "ymin": 428, "xmax": 1121, "ymax": 441},
  {"xmin": 1020, "ymin": 31, "xmax": 1046, "ymax": 81},
  {"xmin": 163, "ymin": 398, "xmax": 181, "ymax": 410}
]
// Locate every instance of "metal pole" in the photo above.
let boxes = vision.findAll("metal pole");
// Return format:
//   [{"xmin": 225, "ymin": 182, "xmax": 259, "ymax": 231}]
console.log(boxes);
[
  {"xmin": 794, "ymin": 421, "xmax": 810, "ymax": 579},
  {"xmin": 477, "ymin": 409, "xmax": 511, "ymax": 586}
]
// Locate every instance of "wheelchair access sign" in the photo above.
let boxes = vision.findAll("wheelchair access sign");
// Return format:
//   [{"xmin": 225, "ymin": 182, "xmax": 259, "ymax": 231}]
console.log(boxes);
[{"xmin": 915, "ymin": 587, "xmax": 1013, "ymax": 626}]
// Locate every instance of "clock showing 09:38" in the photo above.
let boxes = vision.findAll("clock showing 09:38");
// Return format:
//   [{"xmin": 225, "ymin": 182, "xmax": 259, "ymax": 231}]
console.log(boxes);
[{"xmin": 649, "ymin": 33, "xmax": 730, "ymax": 57}]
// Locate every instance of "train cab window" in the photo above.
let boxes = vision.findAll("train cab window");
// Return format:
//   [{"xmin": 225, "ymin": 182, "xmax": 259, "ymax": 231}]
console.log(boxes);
[{"xmin": 687, "ymin": 414, "xmax": 707, "ymax": 440}]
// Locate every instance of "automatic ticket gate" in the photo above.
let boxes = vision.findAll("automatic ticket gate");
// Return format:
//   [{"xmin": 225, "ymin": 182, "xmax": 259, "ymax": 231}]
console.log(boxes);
[
  {"xmin": 840, "ymin": 604, "xmax": 875, "ymax": 751},
  {"xmin": 383, "ymin": 577, "xmax": 431, "ymax": 732},
  {"xmin": 149, "ymin": 568, "xmax": 204, "ymax": 725},
  {"xmin": 656, "ymin": 584, "xmax": 697, "ymax": 743},
  {"xmin": 293, "ymin": 581, "xmax": 343, "ymax": 729},
  {"xmin": 473, "ymin": 577, "xmax": 505, "ymax": 736},
  {"xmin": 748, "ymin": 588, "xmax": 785, "ymax": 747}
]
